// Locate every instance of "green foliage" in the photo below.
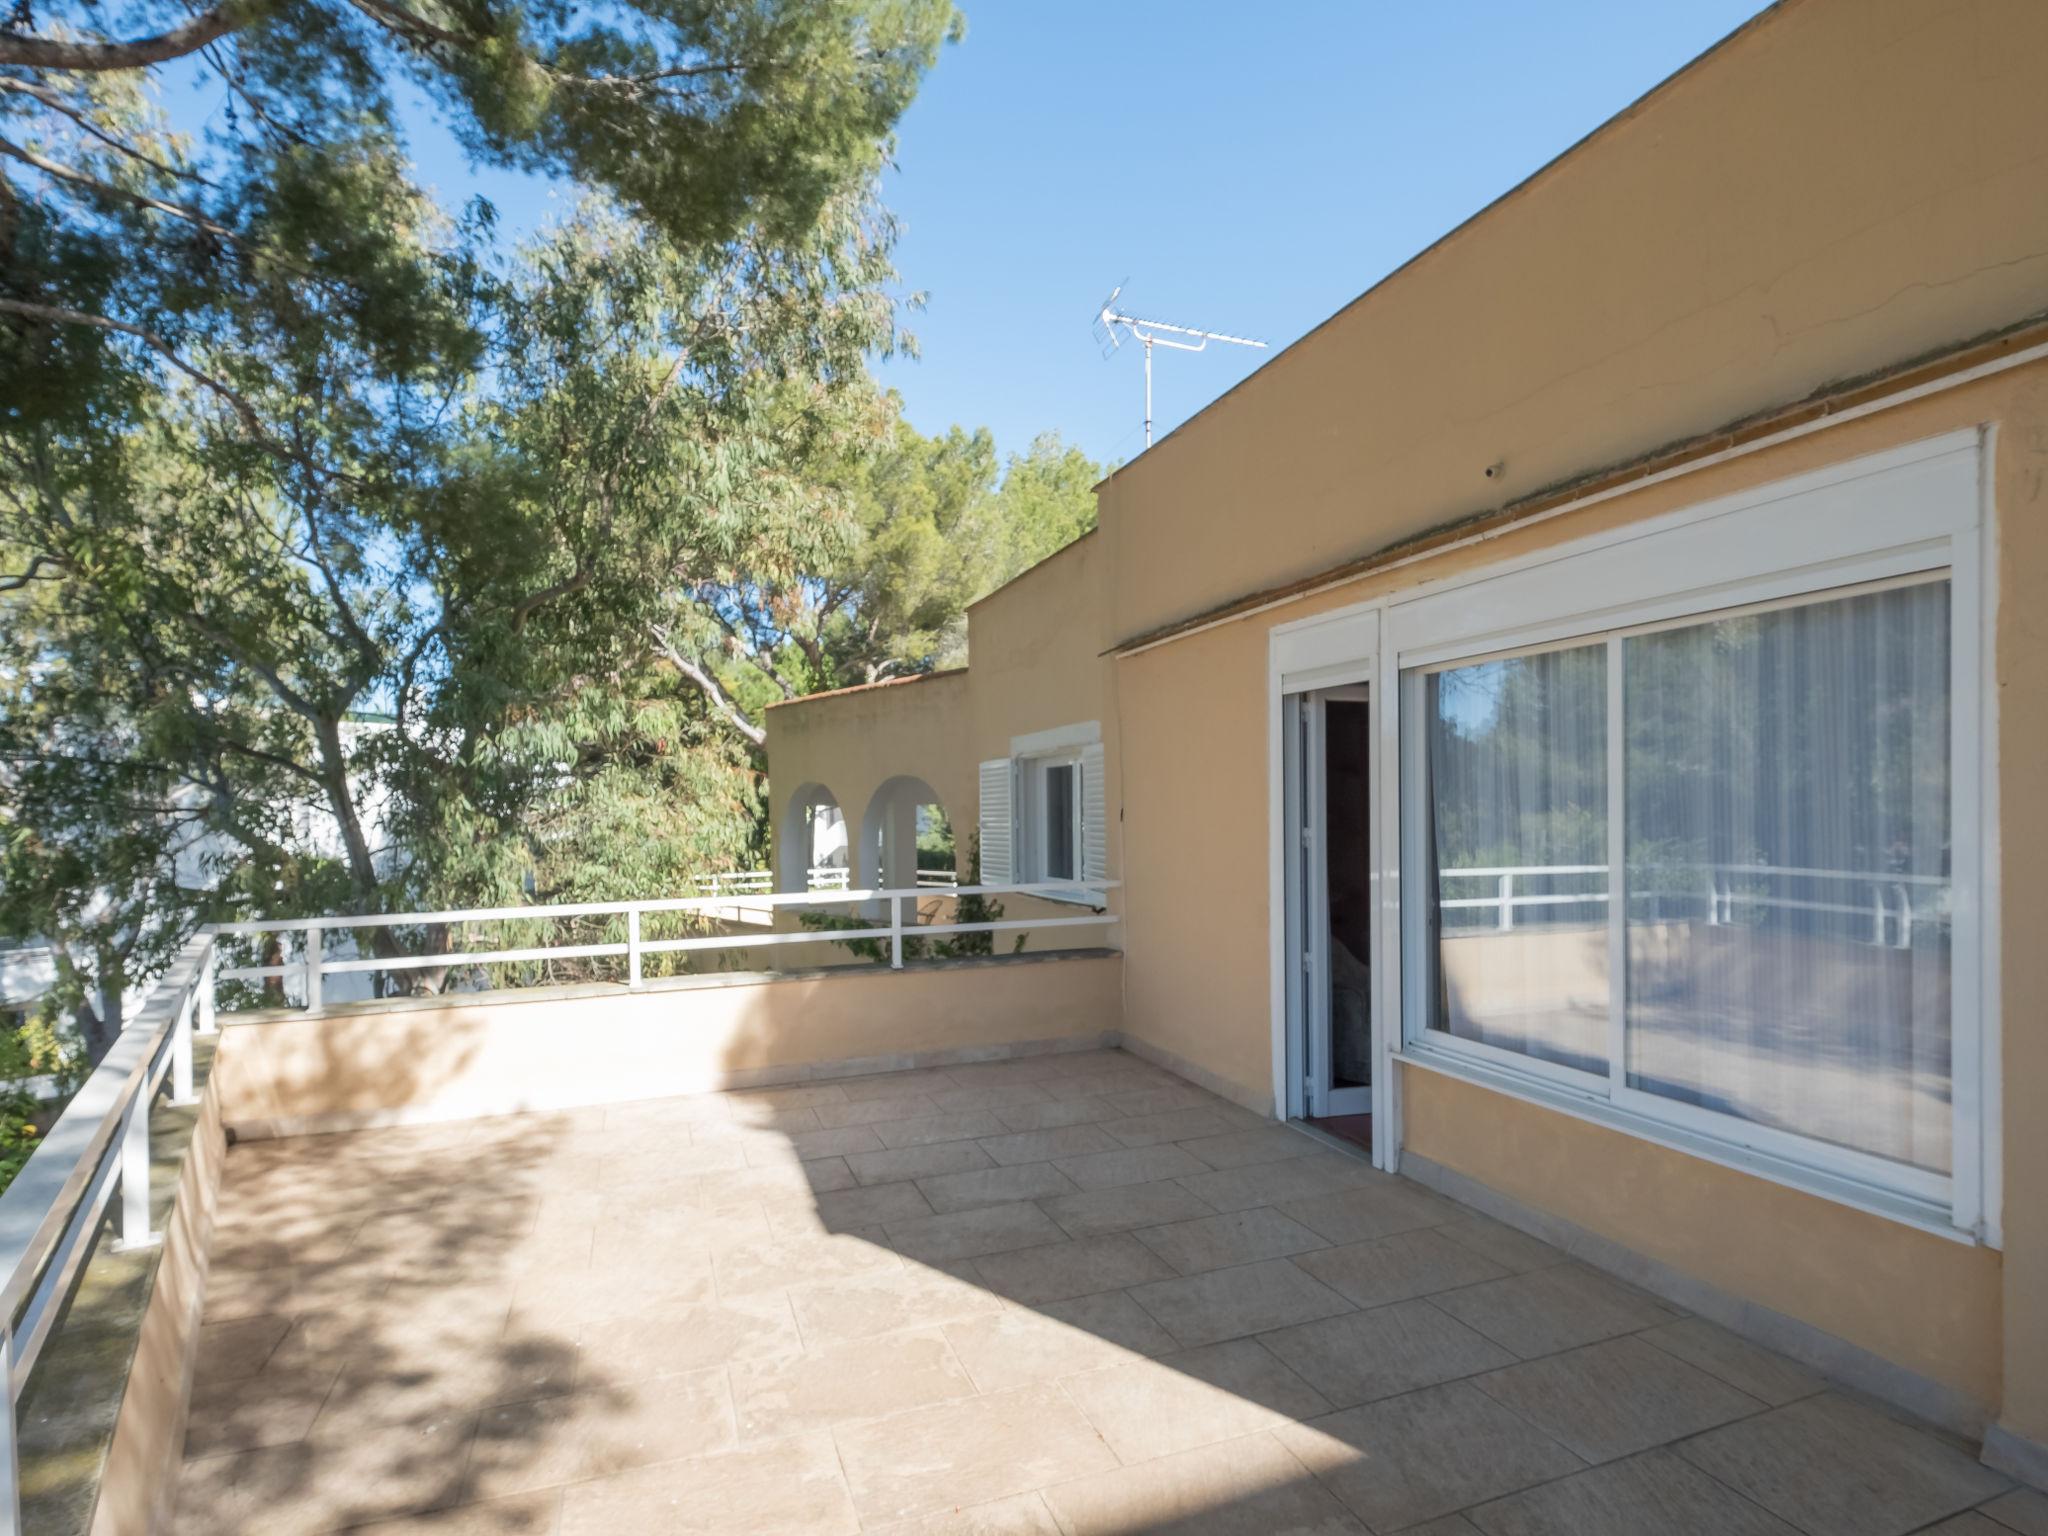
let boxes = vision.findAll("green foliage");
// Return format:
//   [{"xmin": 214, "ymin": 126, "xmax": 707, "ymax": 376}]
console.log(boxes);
[
  {"xmin": 0, "ymin": 0, "xmax": 953, "ymax": 1020},
  {"xmin": 674, "ymin": 413, "xmax": 1105, "ymax": 727},
  {"xmin": 800, "ymin": 833, "xmax": 1020, "ymax": 964}
]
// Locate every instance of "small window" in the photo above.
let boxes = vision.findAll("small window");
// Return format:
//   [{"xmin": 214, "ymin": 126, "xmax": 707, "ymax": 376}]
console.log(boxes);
[
  {"xmin": 1020, "ymin": 749, "xmax": 1085, "ymax": 883},
  {"xmin": 1044, "ymin": 761, "xmax": 1078, "ymax": 881}
]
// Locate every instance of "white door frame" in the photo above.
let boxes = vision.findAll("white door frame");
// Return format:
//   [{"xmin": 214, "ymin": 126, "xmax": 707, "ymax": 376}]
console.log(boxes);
[{"xmin": 1268, "ymin": 607, "xmax": 1389, "ymax": 1163}]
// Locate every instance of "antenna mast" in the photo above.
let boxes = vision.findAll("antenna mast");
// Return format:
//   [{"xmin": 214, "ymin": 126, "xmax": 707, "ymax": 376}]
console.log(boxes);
[{"xmin": 1093, "ymin": 285, "xmax": 1268, "ymax": 447}]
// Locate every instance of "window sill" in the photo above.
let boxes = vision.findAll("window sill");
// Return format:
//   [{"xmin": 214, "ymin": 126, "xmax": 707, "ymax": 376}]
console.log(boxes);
[{"xmin": 1392, "ymin": 1043, "xmax": 1981, "ymax": 1247}]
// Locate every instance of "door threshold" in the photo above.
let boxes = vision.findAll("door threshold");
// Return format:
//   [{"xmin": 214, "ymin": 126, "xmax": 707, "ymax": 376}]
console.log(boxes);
[{"xmin": 1292, "ymin": 1112, "xmax": 1374, "ymax": 1163}]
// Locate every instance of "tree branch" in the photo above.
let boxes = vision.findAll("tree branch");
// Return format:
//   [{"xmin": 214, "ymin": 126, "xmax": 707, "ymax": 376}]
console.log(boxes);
[
  {"xmin": 649, "ymin": 624, "xmax": 763, "ymax": 748},
  {"xmin": 0, "ymin": 2, "xmax": 256, "ymax": 70}
]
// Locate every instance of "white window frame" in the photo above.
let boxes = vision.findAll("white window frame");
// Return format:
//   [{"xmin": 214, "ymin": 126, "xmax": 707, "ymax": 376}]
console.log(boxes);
[
  {"xmin": 1024, "ymin": 749, "xmax": 1085, "ymax": 883},
  {"xmin": 1009, "ymin": 721, "xmax": 1105, "ymax": 902},
  {"xmin": 1377, "ymin": 427, "xmax": 1998, "ymax": 1244}
]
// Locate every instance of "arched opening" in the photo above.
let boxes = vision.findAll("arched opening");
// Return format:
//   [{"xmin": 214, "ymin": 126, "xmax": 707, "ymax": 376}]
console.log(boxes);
[
  {"xmin": 778, "ymin": 783, "xmax": 848, "ymax": 893},
  {"xmin": 857, "ymin": 775, "xmax": 954, "ymax": 893}
]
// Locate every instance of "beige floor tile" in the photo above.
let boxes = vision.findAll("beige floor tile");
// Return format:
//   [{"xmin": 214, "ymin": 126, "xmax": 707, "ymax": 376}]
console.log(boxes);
[
  {"xmin": 1178, "ymin": 1126, "xmax": 1324, "ymax": 1170},
  {"xmin": 1052, "ymin": 1142, "xmax": 1209, "ymax": 1190},
  {"xmin": 784, "ymin": 1179, "xmax": 935, "ymax": 1231},
  {"xmin": 942, "ymin": 1307, "xmax": 1144, "ymax": 1392},
  {"xmin": 172, "ymin": 1411, "xmax": 476, "ymax": 1536},
  {"xmin": 1428, "ymin": 1263, "xmax": 1675, "ymax": 1358},
  {"xmin": 507, "ymin": 1254, "xmax": 716, "ymax": 1328},
  {"xmin": 1129, "ymin": 1257, "xmax": 1352, "ymax": 1348},
  {"xmin": 1037, "ymin": 1290, "xmax": 1181, "ymax": 1356},
  {"xmin": 874, "ymin": 1110, "xmax": 1015, "ymax": 1148},
  {"xmin": 1432, "ymin": 1215, "xmax": 1568, "ymax": 1273},
  {"xmin": 575, "ymin": 1295, "xmax": 802, "ymax": 1382},
  {"xmin": 1276, "ymin": 1180, "xmax": 1461, "ymax": 1242},
  {"xmin": 712, "ymin": 1228, "xmax": 900, "ymax": 1297},
  {"xmin": 701, "ymin": 1157, "xmax": 859, "ymax": 1202},
  {"xmin": 773, "ymin": 1123, "xmax": 887, "ymax": 1160},
  {"xmin": 1636, "ymin": 1317, "xmax": 1825, "ymax": 1406},
  {"xmin": 346, "ymin": 1490, "xmax": 564, "ymax": 1535},
  {"xmin": 1981, "ymin": 1487, "xmax": 2048, "ymax": 1534},
  {"xmin": 785, "ymin": 1261, "xmax": 1004, "ymax": 1344},
  {"xmin": 1179, "ymin": 1155, "xmax": 1376, "ymax": 1213},
  {"xmin": 1403, "ymin": 1519, "xmax": 1485, "ymax": 1536},
  {"xmin": 971, "ymin": 1232, "xmax": 1177, "ymax": 1304},
  {"xmin": 558, "ymin": 1431, "xmax": 860, "ymax": 1536},
  {"xmin": 942, "ymin": 1059, "xmax": 1073, "ymax": 1087},
  {"xmin": 928, "ymin": 1082, "xmax": 1054, "ymax": 1112},
  {"xmin": 469, "ymin": 1369, "xmax": 736, "ymax": 1493},
  {"xmin": 1132, "ymin": 1207, "xmax": 1329, "ymax": 1275},
  {"xmin": 994, "ymin": 1098, "xmax": 1123, "ymax": 1131},
  {"xmin": 192, "ymin": 1315, "xmax": 294, "ymax": 1386},
  {"xmin": 730, "ymin": 1328, "xmax": 976, "ymax": 1437},
  {"xmin": 918, "ymin": 1162, "xmax": 1079, "ymax": 1214},
  {"xmin": 1277, "ymin": 1380, "xmax": 1584, "ymax": 1530},
  {"xmin": 885, "ymin": 1200, "xmax": 1069, "ymax": 1263},
  {"xmin": 1100, "ymin": 1085, "xmax": 1222, "ymax": 1117},
  {"xmin": 812, "ymin": 1094, "xmax": 943, "ymax": 1128},
  {"xmin": 864, "ymin": 1491, "xmax": 1063, "ymax": 1536},
  {"xmin": 1466, "ymin": 1447, "xmax": 1800, "ymax": 1536},
  {"xmin": 601, "ymin": 1141, "xmax": 750, "ymax": 1185},
  {"xmin": 833, "ymin": 1069, "xmax": 954, "ymax": 1100},
  {"xmin": 1921, "ymin": 1517, "xmax": 2028, "ymax": 1536},
  {"xmin": 202, "ymin": 1257, "xmax": 393, "ymax": 1324},
  {"xmin": 730, "ymin": 1083, "xmax": 850, "ymax": 1112},
  {"xmin": 1473, "ymin": 1335, "xmax": 1762, "ymax": 1462},
  {"xmin": 848, "ymin": 1140, "xmax": 997, "ymax": 1185},
  {"xmin": 183, "ymin": 1365, "xmax": 339, "ymax": 1459},
  {"xmin": 1103, "ymin": 1107, "xmax": 1243, "ymax": 1147},
  {"xmin": 1292, "ymin": 1228, "xmax": 1508, "ymax": 1308},
  {"xmin": 1041, "ymin": 1431, "xmax": 1367, "ymax": 1536},
  {"xmin": 1040, "ymin": 1179, "xmax": 1217, "ymax": 1238},
  {"xmin": 1676, "ymin": 1393, "xmax": 2012, "ymax": 1536},
  {"xmin": 833, "ymin": 1382, "xmax": 1119, "ymax": 1525},
  {"xmin": 1060, "ymin": 1338, "xmax": 1330, "ymax": 1463},
  {"xmin": 1260, "ymin": 1298, "xmax": 1516, "ymax": 1407},
  {"xmin": 975, "ymin": 1125, "xmax": 1122, "ymax": 1165}
]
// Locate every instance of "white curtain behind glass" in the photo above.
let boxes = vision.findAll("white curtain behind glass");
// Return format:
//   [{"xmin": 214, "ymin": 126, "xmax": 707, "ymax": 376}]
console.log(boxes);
[
  {"xmin": 1426, "ymin": 643, "xmax": 1609, "ymax": 1074},
  {"xmin": 1623, "ymin": 581, "xmax": 1951, "ymax": 1173}
]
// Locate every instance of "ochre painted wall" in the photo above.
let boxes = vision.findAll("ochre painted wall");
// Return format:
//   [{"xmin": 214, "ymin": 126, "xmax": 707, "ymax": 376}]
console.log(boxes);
[
  {"xmin": 1114, "ymin": 364, "xmax": 2047, "ymax": 1446},
  {"xmin": 212, "ymin": 954, "xmax": 1123, "ymax": 1137},
  {"xmin": 1404, "ymin": 1067, "xmax": 2003, "ymax": 1411},
  {"xmin": 1095, "ymin": 0, "xmax": 2048, "ymax": 644}
]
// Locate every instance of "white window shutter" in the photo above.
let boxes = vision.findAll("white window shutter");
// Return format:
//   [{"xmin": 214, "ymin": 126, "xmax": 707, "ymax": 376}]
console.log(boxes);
[
  {"xmin": 979, "ymin": 757, "xmax": 1014, "ymax": 884},
  {"xmin": 1080, "ymin": 742, "xmax": 1108, "ymax": 884}
]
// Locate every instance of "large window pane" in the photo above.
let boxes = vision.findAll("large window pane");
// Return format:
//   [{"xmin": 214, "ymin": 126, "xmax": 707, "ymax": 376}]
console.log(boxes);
[
  {"xmin": 1424, "ymin": 643, "xmax": 1609, "ymax": 1074},
  {"xmin": 1623, "ymin": 581, "xmax": 1951, "ymax": 1173}
]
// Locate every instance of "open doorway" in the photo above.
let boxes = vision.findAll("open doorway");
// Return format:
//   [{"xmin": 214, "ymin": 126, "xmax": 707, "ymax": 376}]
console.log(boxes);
[{"xmin": 1284, "ymin": 685, "xmax": 1374, "ymax": 1150}]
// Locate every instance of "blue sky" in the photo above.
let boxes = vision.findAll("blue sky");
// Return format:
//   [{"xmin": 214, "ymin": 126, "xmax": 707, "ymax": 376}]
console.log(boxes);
[{"xmin": 171, "ymin": 2, "xmax": 1772, "ymax": 471}]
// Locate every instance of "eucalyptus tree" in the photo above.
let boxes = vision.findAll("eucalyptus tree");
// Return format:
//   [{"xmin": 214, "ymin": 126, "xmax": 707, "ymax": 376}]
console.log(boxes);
[{"xmin": 0, "ymin": 0, "xmax": 952, "ymax": 1032}]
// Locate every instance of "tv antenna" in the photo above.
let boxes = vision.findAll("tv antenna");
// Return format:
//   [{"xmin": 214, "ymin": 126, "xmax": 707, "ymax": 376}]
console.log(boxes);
[{"xmin": 1093, "ymin": 285, "xmax": 1267, "ymax": 447}]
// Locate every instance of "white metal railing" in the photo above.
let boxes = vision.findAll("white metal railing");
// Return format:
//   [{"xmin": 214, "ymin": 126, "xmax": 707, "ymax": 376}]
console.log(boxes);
[
  {"xmin": 690, "ymin": 867, "xmax": 853, "ymax": 897},
  {"xmin": 210, "ymin": 879, "xmax": 1118, "ymax": 1003},
  {"xmin": 0, "ymin": 930, "xmax": 216, "ymax": 1532},
  {"xmin": 1440, "ymin": 862, "xmax": 1948, "ymax": 947},
  {"xmin": 916, "ymin": 868, "xmax": 959, "ymax": 889}
]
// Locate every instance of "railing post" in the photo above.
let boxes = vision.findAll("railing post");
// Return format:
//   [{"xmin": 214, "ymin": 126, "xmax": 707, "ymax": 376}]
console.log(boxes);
[
  {"xmin": 1497, "ymin": 873, "xmax": 1515, "ymax": 932},
  {"xmin": 627, "ymin": 907, "xmax": 643, "ymax": 989},
  {"xmin": 169, "ymin": 991, "xmax": 196, "ymax": 1107},
  {"xmin": 196, "ymin": 939, "xmax": 218, "ymax": 1035},
  {"xmin": 0, "ymin": 1328, "xmax": 18, "ymax": 1536},
  {"xmin": 303, "ymin": 924, "xmax": 322, "ymax": 1013},
  {"xmin": 114, "ymin": 1092, "xmax": 159, "ymax": 1252},
  {"xmin": 890, "ymin": 893, "xmax": 904, "ymax": 970}
]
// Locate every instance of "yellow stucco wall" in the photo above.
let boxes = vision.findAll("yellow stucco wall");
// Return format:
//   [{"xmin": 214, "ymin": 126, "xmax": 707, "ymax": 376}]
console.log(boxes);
[
  {"xmin": 1114, "ymin": 368, "xmax": 2046, "ymax": 1429},
  {"xmin": 763, "ymin": 0, "xmax": 2048, "ymax": 1453},
  {"xmin": 1095, "ymin": 0, "xmax": 2048, "ymax": 644}
]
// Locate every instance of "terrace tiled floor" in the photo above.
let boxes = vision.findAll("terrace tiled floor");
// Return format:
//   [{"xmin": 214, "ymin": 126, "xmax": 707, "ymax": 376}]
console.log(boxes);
[{"xmin": 172, "ymin": 1049, "xmax": 2040, "ymax": 1535}]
